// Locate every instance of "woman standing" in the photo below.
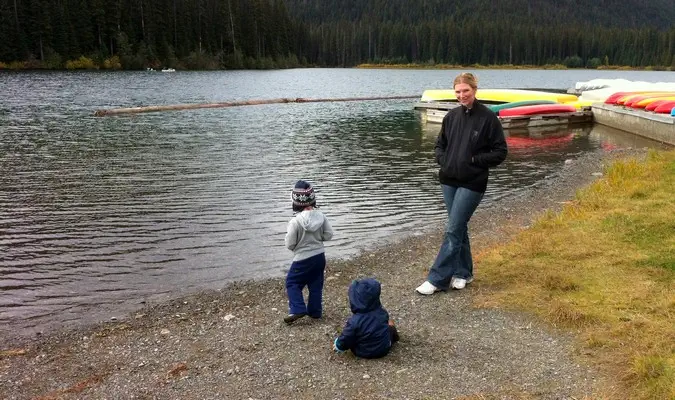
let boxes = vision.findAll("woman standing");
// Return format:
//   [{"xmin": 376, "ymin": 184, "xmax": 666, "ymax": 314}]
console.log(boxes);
[{"xmin": 416, "ymin": 73, "xmax": 507, "ymax": 295}]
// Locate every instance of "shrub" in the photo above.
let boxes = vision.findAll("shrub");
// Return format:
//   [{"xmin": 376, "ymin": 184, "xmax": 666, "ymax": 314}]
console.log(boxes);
[
  {"xmin": 65, "ymin": 56, "xmax": 98, "ymax": 70},
  {"xmin": 586, "ymin": 57, "xmax": 602, "ymax": 69},
  {"xmin": 102, "ymin": 56, "xmax": 122, "ymax": 70},
  {"xmin": 563, "ymin": 55, "xmax": 583, "ymax": 68}
]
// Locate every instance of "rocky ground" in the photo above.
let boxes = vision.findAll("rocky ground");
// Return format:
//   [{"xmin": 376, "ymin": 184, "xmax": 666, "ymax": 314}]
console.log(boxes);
[{"xmin": 0, "ymin": 148, "xmax": 645, "ymax": 400}]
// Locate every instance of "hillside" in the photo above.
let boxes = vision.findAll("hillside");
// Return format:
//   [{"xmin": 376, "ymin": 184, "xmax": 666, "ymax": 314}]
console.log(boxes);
[
  {"xmin": 0, "ymin": 0, "xmax": 672, "ymax": 69},
  {"xmin": 284, "ymin": 0, "xmax": 675, "ymax": 30},
  {"xmin": 284, "ymin": 0, "xmax": 675, "ymax": 68}
]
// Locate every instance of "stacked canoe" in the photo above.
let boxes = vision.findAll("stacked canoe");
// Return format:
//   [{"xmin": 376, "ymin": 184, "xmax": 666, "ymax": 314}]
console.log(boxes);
[
  {"xmin": 416, "ymin": 89, "xmax": 593, "ymax": 126},
  {"xmin": 604, "ymin": 92, "xmax": 675, "ymax": 116}
]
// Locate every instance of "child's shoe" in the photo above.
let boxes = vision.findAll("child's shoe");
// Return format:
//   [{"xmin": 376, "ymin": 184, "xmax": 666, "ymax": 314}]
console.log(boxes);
[{"xmin": 284, "ymin": 313, "xmax": 307, "ymax": 324}]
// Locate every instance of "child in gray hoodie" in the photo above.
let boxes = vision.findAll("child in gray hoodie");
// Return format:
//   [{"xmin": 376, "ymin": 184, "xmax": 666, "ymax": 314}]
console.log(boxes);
[{"xmin": 284, "ymin": 180, "xmax": 334, "ymax": 324}]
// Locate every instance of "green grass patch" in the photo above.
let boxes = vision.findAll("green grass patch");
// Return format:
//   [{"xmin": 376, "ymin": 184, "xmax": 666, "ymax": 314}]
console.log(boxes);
[{"xmin": 475, "ymin": 150, "xmax": 675, "ymax": 399}]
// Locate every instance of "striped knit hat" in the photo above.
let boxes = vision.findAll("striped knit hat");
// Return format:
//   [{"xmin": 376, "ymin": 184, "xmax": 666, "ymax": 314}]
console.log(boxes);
[{"xmin": 291, "ymin": 180, "xmax": 316, "ymax": 212}]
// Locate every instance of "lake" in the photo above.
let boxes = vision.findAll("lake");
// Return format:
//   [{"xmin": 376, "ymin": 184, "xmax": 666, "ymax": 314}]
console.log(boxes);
[{"xmin": 0, "ymin": 68, "xmax": 671, "ymax": 338}]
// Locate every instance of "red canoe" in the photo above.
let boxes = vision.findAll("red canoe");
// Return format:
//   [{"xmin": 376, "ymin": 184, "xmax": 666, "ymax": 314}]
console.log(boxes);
[
  {"xmin": 652, "ymin": 100, "xmax": 675, "ymax": 114},
  {"xmin": 604, "ymin": 91, "xmax": 636, "ymax": 104},
  {"xmin": 498, "ymin": 104, "xmax": 577, "ymax": 117},
  {"xmin": 645, "ymin": 99, "xmax": 673, "ymax": 111}
]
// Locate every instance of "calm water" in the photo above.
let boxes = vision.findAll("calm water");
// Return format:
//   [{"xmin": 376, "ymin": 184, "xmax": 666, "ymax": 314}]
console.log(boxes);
[{"xmin": 0, "ymin": 68, "xmax": 671, "ymax": 339}]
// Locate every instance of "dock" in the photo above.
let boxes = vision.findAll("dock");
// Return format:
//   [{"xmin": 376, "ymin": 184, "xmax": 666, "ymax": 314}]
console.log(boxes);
[{"xmin": 592, "ymin": 103, "xmax": 675, "ymax": 146}]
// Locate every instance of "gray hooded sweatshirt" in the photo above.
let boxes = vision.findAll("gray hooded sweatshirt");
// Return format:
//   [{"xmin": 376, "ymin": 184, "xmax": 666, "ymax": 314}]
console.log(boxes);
[{"xmin": 285, "ymin": 209, "xmax": 334, "ymax": 262}]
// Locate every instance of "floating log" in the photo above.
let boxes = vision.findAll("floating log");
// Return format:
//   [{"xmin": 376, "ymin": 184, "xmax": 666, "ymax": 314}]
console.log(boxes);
[{"xmin": 93, "ymin": 95, "xmax": 420, "ymax": 117}]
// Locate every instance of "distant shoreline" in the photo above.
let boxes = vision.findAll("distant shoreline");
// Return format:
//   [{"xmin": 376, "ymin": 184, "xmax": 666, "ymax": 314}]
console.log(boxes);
[
  {"xmin": 1, "ymin": 63, "xmax": 672, "ymax": 72},
  {"xmin": 356, "ymin": 63, "xmax": 672, "ymax": 71}
]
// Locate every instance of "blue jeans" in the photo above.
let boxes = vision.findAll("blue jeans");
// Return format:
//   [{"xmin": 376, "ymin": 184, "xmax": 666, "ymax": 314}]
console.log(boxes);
[
  {"xmin": 286, "ymin": 252, "xmax": 325, "ymax": 317},
  {"xmin": 427, "ymin": 185, "xmax": 484, "ymax": 290}
]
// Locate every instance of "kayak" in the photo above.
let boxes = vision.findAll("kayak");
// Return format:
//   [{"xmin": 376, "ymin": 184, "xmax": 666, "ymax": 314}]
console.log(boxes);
[
  {"xmin": 652, "ymin": 101, "xmax": 675, "ymax": 114},
  {"xmin": 632, "ymin": 96, "xmax": 675, "ymax": 109},
  {"xmin": 488, "ymin": 100, "xmax": 557, "ymax": 113},
  {"xmin": 420, "ymin": 89, "xmax": 578, "ymax": 104},
  {"xmin": 645, "ymin": 99, "xmax": 675, "ymax": 111},
  {"xmin": 624, "ymin": 93, "xmax": 675, "ymax": 107},
  {"xmin": 498, "ymin": 104, "xmax": 577, "ymax": 117}
]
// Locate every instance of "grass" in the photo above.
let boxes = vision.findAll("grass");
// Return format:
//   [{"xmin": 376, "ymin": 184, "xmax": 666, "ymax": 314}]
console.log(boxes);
[{"xmin": 475, "ymin": 150, "xmax": 675, "ymax": 400}]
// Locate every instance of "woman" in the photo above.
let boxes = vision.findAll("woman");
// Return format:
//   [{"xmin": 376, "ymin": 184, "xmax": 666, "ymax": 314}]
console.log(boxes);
[{"xmin": 416, "ymin": 72, "xmax": 507, "ymax": 295}]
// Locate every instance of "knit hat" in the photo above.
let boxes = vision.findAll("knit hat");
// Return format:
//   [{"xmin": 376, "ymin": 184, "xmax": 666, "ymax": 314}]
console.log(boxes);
[{"xmin": 291, "ymin": 180, "xmax": 316, "ymax": 212}]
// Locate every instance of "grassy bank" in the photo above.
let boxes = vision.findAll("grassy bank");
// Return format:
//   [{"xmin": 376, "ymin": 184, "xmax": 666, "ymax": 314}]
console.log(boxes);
[{"xmin": 476, "ymin": 150, "xmax": 675, "ymax": 399}]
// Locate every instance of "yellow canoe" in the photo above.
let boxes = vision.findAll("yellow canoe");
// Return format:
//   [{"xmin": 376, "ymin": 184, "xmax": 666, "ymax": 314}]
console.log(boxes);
[
  {"xmin": 563, "ymin": 99, "xmax": 594, "ymax": 109},
  {"xmin": 420, "ymin": 89, "xmax": 578, "ymax": 104},
  {"xmin": 632, "ymin": 95, "xmax": 675, "ymax": 108},
  {"xmin": 615, "ymin": 92, "xmax": 675, "ymax": 105}
]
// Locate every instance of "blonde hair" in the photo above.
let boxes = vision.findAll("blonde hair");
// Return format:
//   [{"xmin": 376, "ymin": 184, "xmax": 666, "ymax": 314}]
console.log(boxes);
[{"xmin": 453, "ymin": 72, "xmax": 478, "ymax": 90}]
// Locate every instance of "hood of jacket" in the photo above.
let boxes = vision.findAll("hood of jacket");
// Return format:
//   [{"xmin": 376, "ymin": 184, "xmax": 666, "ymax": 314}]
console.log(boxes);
[
  {"xmin": 296, "ymin": 209, "xmax": 325, "ymax": 232},
  {"xmin": 348, "ymin": 278, "xmax": 382, "ymax": 314}
]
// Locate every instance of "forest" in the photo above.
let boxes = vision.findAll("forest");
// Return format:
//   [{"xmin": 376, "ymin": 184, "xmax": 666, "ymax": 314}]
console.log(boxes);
[{"xmin": 0, "ymin": 0, "xmax": 673, "ymax": 70}]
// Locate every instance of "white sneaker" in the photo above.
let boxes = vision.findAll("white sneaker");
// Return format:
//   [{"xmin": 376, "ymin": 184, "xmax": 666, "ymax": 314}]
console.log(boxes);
[
  {"xmin": 466, "ymin": 276, "xmax": 474, "ymax": 285},
  {"xmin": 451, "ymin": 277, "xmax": 467, "ymax": 290},
  {"xmin": 415, "ymin": 281, "xmax": 439, "ymax": 295}
]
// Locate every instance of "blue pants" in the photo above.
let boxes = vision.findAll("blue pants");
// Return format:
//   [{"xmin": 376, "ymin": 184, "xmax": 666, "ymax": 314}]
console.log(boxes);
[
  {"xmin": 427, "ymin": 185, "xmax": 484, "ymax": 290},
  {"xmin": 285, "ymin": 252, "xmax": 326, "ymax": 317}
]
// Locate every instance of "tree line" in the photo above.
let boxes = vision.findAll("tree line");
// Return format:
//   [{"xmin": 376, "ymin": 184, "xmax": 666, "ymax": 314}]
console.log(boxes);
[{"xmin": 0, "ymin": 0, "xmax": 672, "ymax": 70}]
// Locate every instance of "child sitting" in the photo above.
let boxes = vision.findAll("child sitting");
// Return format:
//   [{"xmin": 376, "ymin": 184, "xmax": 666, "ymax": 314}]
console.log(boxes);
[{"xmin": 333, "ymin": 278, "xmax": 399, "ymax": 358}]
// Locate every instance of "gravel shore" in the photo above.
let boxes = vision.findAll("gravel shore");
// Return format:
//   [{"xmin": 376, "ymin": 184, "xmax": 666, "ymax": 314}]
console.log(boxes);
[{"xmin": 0, "ymin": 148, "xmax": 644, "ymax": 400}]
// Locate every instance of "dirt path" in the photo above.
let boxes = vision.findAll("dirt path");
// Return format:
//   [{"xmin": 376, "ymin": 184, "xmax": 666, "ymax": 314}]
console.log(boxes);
[{"xmin": 1, "ymin": 149, "xmax": 636, "ymax": 400}]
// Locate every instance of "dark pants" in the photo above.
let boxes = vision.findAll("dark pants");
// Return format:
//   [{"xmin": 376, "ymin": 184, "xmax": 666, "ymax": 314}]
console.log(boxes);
[
  {"xmin": 285, "ymin": 252, "xmax": 325, "ymax": 317},
  {"xmin": 427, "ymin": 185, "xmax": 484, "ymax": 290}
]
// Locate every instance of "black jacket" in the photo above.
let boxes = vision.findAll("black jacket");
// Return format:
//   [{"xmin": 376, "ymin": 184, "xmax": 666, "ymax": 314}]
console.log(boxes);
[{"xmin": 435, "ymin": 101, "xmax": 508, "ymax": 192}]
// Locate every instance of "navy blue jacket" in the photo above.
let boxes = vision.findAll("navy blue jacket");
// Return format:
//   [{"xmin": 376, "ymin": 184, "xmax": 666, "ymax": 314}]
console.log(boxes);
[{"xmin": 335, "ymin": 278, "xmax": 392, "ymax": 359}]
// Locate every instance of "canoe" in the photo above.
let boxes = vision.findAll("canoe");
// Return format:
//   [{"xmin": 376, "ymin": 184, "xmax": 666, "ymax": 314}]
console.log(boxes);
[
  {"xmin": 563, "ymin": 100, "xmax": 594, "ymax": 109},
  {"xmin": 625, "ymin": 93, "xmax": 675, "ymax": 107},
  {"xmin": 488, "ymin": 100, "xmax": 557, "ymax": 113},
  {"xmin": 420, "ymin": 89, "xmax": 578, "ymax": 104},
  {"xmin": 604, "ymin": 91, "xmax": 638, "ymax": 104},
  {"xmin": 652, "ymin": 101, "xmax": 675, "ymax": 114},
  {"xmin": 632, "ymin": 96, "xmax": 675, "ymax": 109},
  {"xmin": 498, "ymin": 104, "xmax": 577, "ymax": 117},
  {"xmin": 645, "ymin": 99, "xmax": 675, "ymax": 111},
  {"xmin": 615, "ymin": 92, "xmax": 675, "ymax": 105}
]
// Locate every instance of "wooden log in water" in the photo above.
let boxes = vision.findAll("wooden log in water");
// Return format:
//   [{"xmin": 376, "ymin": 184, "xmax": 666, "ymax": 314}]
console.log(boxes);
[{"xmin": 93, "ymin": 95, "xmax": 420, "ymax": 116}]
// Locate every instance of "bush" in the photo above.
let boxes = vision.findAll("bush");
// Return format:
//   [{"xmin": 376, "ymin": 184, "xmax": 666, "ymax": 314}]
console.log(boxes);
[
  {"xmin": 65, "ymin": 56, "xmax": 98, "ymax": 70},
  {"xmin": 103, "ymin": 55, "xmax": 122, "ymax": 70},
  {"xmin": 182, "ymin": 51, "xmax": 219, "ymax": 70},
  {"xmin": 586, "ymin": 57, "xmax": 602, "ymax": 69},
  {"xmin": 42, "ymin": 48, "xmax": 63, "ymax": 69},
  {"xmin": 563, "ymin": 55, "xmax": 583, "ymax": 68},
  {"xmin": 7, "ymin": 61, "xmax": 26, "ymax": 69}
]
